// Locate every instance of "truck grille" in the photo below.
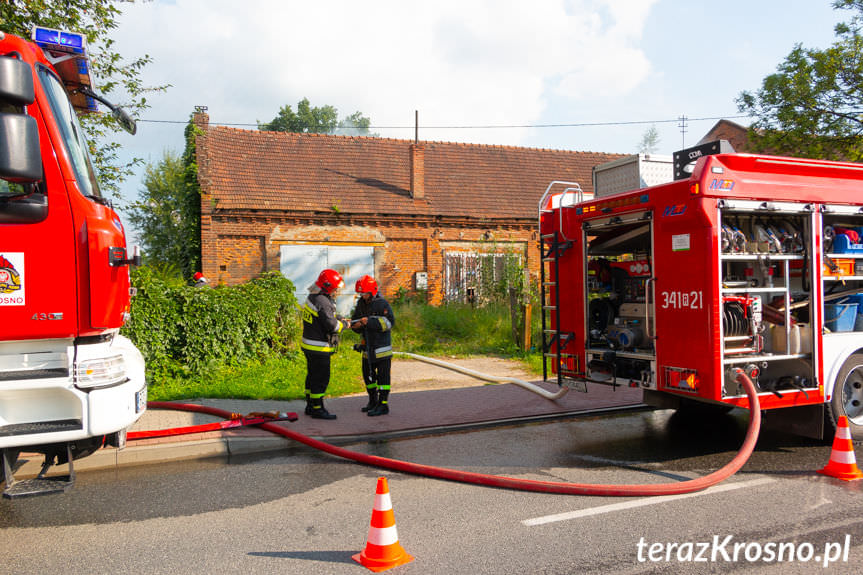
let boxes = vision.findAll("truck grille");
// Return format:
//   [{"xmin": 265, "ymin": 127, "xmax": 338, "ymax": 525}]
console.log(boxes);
[
  {"xmin": 0, "ymin": 419, "xmax": 82, "ymax": 437},
  {"xmin": 0, "ymin": 368, "xmax": 69, "ymax": 381}
]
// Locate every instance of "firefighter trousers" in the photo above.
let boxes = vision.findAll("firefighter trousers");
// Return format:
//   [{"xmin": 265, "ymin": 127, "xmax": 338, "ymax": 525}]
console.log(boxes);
[
  {"xmin": 362, "ymin": 357, "xmax": 391, "ymax": 392},
  {"xmin": 303, "ymin": 349, "xmax": 332, "ymax": 399}
]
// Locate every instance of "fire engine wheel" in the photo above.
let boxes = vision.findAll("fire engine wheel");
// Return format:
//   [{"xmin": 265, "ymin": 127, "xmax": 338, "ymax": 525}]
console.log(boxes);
[{"xmin": 829, "ymin": 353, "xmax": 863, "ymax": 440}]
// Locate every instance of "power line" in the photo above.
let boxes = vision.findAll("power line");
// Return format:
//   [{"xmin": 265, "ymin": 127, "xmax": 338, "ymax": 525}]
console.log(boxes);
[{"xmin": 137, "ymin": 113, "xmax": 753, "ymax": 129}]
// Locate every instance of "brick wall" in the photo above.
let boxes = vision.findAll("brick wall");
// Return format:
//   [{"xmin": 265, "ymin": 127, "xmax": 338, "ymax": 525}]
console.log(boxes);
[{"xmin": 201, "ymin": 213, "xmax": 539, "ymax": 305}]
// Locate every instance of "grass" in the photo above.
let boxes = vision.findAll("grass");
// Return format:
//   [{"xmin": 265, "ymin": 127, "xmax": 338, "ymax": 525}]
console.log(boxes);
[{"xmin": 146, "ymin": 301, "xmax": 544, "ymax": 401}]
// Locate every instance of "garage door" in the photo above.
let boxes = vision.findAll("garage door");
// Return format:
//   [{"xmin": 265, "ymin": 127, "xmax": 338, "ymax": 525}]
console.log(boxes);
[{"xmin": 279, "ymin": 245, "xmax": 374, "ymax": 315}]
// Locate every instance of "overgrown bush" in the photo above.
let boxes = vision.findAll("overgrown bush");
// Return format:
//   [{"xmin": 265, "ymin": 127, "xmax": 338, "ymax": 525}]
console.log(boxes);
[
  {"xmin": 392, "ymin": 301, "xmax": 541, "ymax": 356},
  {"xmin": 121, "ymin": 268, "xmax": 300, "ymax": 385}
]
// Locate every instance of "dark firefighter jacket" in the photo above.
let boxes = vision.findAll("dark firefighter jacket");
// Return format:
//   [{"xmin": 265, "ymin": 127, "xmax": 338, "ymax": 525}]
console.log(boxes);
[
  {"xmin": 301, "ymin": 291, "xmax": 345, "ymax": 353},
  {"xmin": 351, "ymin": 294, "xmax": 395, "ymax": 363}
]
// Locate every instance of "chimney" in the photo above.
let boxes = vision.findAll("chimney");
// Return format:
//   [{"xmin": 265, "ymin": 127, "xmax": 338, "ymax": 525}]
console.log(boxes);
[
  {"xmin": 410, "ymin": 143, "xmax": 425, "ymax": 199},
  {"xmin": 193, "ymin": 105, "xmax": 209, "ymax": 129}
]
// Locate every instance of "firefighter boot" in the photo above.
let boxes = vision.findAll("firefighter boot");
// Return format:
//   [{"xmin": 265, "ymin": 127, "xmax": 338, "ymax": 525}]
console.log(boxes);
[
  {"xmin": 304, "ymin": 390, "xmax": 312, "ymax": 415},
  {"xmin": 309, "ymin": 397, "xmax": 337, "ymax": 420},
  {"xmin": 367, "ymin": 390, "xmax": 389, "ymax": 416},
  {"xmin": 361, "ymin": 387, "xmax": 378, "ymax": 412}
]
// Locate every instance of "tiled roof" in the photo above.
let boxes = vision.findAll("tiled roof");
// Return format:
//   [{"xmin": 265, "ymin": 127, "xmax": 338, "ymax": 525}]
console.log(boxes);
[
  {"xmin": 198, "ymin": 124, "xmax": 625, "ymax": 220},
  {"xmin": 698, "ymin": 119, "xmax": 750, "ymax": 153}
]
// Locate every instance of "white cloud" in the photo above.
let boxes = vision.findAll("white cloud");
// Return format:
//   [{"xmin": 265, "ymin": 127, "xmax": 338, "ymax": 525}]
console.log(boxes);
[{"xmin": 114, "ymin": 0, "xmax": 658, "ymax": 147}]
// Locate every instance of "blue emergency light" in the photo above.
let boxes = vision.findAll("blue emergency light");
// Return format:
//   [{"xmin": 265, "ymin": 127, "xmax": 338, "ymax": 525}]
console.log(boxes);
[{"xmin": 31, "ymin": 26, "xmax": 86, "ymax": 54}]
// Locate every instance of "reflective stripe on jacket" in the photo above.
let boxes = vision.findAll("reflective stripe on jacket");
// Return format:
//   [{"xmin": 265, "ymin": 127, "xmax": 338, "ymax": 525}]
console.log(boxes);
[
  {"xmin": 351, "ymin": 293, "xmax": 395, "ymax": 362},
  {"xmin": 301, "ymin": 292, "xmax": 344, "ymax": 353}
]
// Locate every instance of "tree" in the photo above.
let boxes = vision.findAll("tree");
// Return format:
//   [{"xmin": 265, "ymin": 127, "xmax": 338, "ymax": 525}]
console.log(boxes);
[
  {"xmin": 127, "ymin": 116, "xmax": 201, "ymax": 278},
  {"xmin": 637, "ymin": 125, "xmax": 660, "ymax": 154},
  {"xmin": 259, "ymin": 97, "xmax": 372, "ymax": 135},
  {"xmin": 126, "ymin": 151, "xmax": 186, "ymax": 267},
  {"xmin": 0, "ymin": 1, "xmax": 168, "ymax": 200},
  {"xmin": 736, "ymin": 0, "xmax": 863, "ymax": 161}
]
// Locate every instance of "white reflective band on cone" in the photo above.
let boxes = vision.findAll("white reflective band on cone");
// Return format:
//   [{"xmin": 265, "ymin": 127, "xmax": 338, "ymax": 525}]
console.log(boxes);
[
  {"xmin": 367, "ymin": 525, "xmax": 399, "ymax": 546},
  {"xmin": 834, "ymin": 450, "xmax": 857, "ymax": 465},
  {"xmin": 838, "ymin": 426, "xmax": 852, "ymax": 440},
  {"xmin": 374, "ymin": 492, "xmax": 392, "ymax": 510}
]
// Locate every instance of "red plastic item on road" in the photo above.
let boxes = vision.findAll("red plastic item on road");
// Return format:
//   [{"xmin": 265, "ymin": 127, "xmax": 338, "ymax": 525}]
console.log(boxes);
[
  {"xmin": 818, "ymin": 415, "xmax": 863, "ymax": 481},
  {"xmin": 353, "ymin": 477, "xmax": 414, "ymax": 572}
]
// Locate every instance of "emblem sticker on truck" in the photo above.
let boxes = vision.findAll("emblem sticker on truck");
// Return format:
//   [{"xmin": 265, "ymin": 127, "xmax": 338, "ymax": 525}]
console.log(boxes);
[{"xmin": 0, "ymin": 253, "xmax": 25, "ymax": 306}]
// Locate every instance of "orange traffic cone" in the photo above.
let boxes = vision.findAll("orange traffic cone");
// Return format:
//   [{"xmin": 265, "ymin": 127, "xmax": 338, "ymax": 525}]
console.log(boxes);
[
  {"xmin": 352, "ymin": 477, "xmax": 414, "ymax": 572},
  {"xmin": 818, "ymin": 416, "xmax": 863, "ymax": 481}
]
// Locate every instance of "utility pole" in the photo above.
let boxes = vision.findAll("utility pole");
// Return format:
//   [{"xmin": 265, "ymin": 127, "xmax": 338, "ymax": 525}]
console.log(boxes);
[{"xmin": 678, "ymin": 114, "xmax": 688, "ymax": 149}]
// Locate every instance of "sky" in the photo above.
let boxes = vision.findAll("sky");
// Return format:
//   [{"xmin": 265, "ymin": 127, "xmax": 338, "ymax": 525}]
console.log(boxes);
[{"xmin": 108, "ymin": 0, "xmax": 849, "ymax": 229}]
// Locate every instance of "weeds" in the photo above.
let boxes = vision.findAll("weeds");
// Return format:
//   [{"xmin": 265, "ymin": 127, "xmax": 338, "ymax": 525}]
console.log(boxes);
[{"xmin": 145, "ymin": 300, "xmax": 544, "ymax": 401}]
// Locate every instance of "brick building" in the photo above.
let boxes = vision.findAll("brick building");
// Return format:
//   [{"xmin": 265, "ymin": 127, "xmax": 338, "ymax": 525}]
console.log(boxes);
[
  {"xmin": 698, "ymin": 119, "xmax": 749, "ymax": 152},
  {"xmin": 194, "ymin": 111, "xmax": 623, "ymax": 308}
]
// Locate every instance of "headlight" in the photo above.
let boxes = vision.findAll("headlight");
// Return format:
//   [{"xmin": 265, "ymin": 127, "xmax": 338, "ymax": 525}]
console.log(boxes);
[{"xmin": 75, "ymin": 354, "xmax": 127, "ymax": 389}]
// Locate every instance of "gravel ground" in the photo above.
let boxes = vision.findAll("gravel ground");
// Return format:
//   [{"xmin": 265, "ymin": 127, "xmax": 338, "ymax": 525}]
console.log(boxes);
[{"xmin": 389, "ymin": 355, "xmax": 537, "ymax": 393}]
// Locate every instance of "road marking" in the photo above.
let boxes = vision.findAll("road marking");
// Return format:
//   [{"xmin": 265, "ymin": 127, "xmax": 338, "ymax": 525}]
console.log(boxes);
[{"xmin": 522, "ymin": 477, "xmax": 774, "ymax": 526}]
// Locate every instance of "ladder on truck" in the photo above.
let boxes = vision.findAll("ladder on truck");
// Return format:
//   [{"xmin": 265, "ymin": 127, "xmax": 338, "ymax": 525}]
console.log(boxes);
[{"xmin": 538, "ymin": 181, "xmax": 583, "ymax": 390}]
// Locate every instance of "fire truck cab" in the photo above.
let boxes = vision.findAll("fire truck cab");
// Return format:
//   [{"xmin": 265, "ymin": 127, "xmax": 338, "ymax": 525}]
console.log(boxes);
[
  {"xmin": 0, "ymin": 28, "xmax": 145, "ymax": 497},
  {"xmin": 539, "ymin": 142, "xmax": 863, "ymax": 440}
]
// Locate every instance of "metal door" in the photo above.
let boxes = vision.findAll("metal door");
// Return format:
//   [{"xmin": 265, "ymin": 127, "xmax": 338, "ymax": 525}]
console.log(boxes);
[{"xmin": 280, "ymin": 245, "xmax": 374, "ymax": 315}]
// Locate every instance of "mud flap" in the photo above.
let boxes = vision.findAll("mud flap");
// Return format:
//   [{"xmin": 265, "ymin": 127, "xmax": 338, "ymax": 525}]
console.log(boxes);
[{"xmin": 761, "ymin": 404, "xmax": 825, "ymax": 440}]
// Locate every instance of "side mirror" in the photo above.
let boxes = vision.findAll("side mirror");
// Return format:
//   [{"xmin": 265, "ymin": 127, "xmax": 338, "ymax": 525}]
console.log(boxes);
[
  {"xmin": 78, "ymin": 86, "xmax": 137, "ymax": 135},
  {"xmin": 0, "ymin": 113, "xmax": 41, "ymax": 183},
  {"xmin": 112, "ymin": 106, "xmax": 137, "ymax": 135},
  {"xmin": 0, "ymin": 57, "xmax": 35, "ymax": 106}
]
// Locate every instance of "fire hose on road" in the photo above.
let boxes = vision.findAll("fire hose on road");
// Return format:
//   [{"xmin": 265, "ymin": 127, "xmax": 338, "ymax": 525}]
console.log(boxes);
[{"xmin": 146, "ymin": 371, "xmax": 761, "ymax": 497}]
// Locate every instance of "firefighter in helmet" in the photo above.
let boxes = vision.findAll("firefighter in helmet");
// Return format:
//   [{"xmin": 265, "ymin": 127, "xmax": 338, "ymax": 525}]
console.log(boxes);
[
  {"xmin": 351, "ymin": 275, "xmax": 395, "ymax": 416},
  {"xmin": 300, "ymin": 269, "xmax": 351, "ymax": 419}
]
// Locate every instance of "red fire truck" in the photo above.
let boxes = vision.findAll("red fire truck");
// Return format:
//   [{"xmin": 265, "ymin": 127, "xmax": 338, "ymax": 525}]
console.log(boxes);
[
  {"xmin": 0, "ymin": 28, "xmax": 145, "ymax": 497},
  {"xmin": 539, "ymin": 141, "xmax": 863, "ymax": 440}
]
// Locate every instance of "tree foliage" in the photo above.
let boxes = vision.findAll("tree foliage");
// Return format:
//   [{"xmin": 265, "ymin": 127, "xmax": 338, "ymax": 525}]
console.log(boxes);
[
  {"xmin": 637, "ymin": 125, "xmax": 660, "ymax": 154},
  {"xmin": 259, "ymin": 97, "xmax": 372, "ymax": 135},
  {"xmin": 126, "ymin": 115, "xmax": 201, "ymax": 279},
  {"xmin": 0, "ymin": 0, "xmax": 168, "ymax": 199},
  {"xmin": 737, "ymin": 0, "xmax": 863, "ymax": 160}
]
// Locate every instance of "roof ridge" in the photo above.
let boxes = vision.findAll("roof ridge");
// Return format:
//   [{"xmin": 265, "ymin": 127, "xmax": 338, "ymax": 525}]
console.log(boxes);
[{"xmin": 206, "ymin": 124, "xmax": 624, "ymax": 156}]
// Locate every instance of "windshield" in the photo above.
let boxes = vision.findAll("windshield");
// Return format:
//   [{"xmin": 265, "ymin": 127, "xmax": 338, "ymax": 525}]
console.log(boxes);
[{"xmin": 37, "ymin": 65, "xmax": 101, "ymax": 200}]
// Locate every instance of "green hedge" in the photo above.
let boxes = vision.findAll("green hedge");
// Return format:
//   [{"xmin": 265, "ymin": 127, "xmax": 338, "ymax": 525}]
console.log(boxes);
[{"xmin": 121, "ymin": 268, "xmax": 300, "ymax": 384}]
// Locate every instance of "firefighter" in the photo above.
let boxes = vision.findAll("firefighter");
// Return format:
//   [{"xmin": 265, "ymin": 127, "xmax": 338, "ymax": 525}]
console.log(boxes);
[
  {"xmin": 193, "ymin": 271, "xmax": 210, "ymax": 288},
  {"xmin": 351, "ymin": 275, "xmax": 395, "ymax": 416},
  {"xmin": 301, "ymin": 269, "xmax": 351, "ymax": 419}
]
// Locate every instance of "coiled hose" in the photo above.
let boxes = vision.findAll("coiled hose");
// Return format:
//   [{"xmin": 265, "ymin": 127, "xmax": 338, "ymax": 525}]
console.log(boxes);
[{"xmin": 148, "ymin": 373, "xmax": 761, "ymax": 496}]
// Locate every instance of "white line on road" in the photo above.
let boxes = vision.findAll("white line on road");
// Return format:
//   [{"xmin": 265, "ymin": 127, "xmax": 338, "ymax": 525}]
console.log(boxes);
[{"xmin": 522, "ymin": 477, "xmax": 774, "ymax": 526}]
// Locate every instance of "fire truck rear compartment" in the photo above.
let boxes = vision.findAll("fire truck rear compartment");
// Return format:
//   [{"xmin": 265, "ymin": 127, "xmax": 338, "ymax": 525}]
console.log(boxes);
[{"xmin": 583, "ymin": 215, "xmax": 655, "ymax": 387}]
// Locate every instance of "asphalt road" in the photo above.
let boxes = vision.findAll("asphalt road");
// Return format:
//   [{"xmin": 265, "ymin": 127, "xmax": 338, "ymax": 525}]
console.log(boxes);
[{"xmin": 1, "ymin": 409, "xmax": 862, "ymax": 574}]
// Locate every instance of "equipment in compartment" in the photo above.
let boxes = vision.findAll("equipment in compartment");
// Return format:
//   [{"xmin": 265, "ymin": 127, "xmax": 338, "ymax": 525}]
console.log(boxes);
[
  {"xmin": 720, "ymin": 216, "xmax": 805, "ymax": 255},
  {"xmin": 829, "ymin": 227, "xmax": 863, "ymax": 254},
  {"xmin": 587, "ymin": 258, "xmax": 652, "ymax": 351},
  {"xmin": 605, "ymin": 303, "xmax": 649, "ymax": 350},
  {"xmin": 588, "ymin": 352, "xmax": 651, "ymax": 385},
  {"xmin": 723, "ymin": 295, "xmax": 763, "ymax": 354}
]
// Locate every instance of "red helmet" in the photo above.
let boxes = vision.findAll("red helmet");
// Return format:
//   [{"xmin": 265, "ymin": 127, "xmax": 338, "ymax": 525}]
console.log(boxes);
[
  {"xmin": 315, "ymin": 269, "xmax": 344, "ymax": 294},
  {"xmin": 355, "ymin": 274, "xmax": 378, "ymax": 295},
  {"xmin": 193, "ymin": 272, "xmax": 204, "ymax": 281}
]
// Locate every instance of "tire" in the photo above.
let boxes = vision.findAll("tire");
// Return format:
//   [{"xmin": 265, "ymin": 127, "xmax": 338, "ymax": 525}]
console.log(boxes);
[{"xmin": 828, "ymin": 352, "xmax": 863, "ymax": 440}]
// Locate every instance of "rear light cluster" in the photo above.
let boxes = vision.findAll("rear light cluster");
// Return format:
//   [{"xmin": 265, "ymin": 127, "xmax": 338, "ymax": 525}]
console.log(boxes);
[{"xmin": 664, "ymin": 366, "xmax": 699, "ymax": 392}]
